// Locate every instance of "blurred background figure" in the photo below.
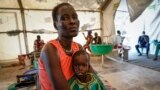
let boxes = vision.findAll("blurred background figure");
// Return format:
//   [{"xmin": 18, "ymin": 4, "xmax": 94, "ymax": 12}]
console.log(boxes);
[
  {"xmin": 114, "ymin": 30, "xmax": 125, "ymax": 58},
  {"xmin": 83, "ymin": 30, "xmax": 93, "ymax": 53},
  {"xmin": 114, "ymin": 30, "xmax": 124, "ymax": 49},
  {"xmin": 153, "ymin": 40, "xmax": 160, "ymax": 61},
  {"xmin": 92, "ymin": 32, "xmax": 102, "ymax": 44},
  {"xmin": 34, "ymin": 35, "xmax": 45, "ymax": 52},
  {"xmin": 135, "ymin": 31, "xmax": 150, "ymax": 57}
]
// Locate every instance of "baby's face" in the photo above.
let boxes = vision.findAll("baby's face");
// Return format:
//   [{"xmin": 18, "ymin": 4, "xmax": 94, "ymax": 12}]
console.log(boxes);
[{"xmin": 73, "ymin": 54, "xmax": 89, "ymax": 76}]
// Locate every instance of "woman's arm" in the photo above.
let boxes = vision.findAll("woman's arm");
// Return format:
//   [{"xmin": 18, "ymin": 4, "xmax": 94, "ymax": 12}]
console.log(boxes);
[
  {"xmin": 82, "ymin": 33, "xmax": 87, "ymax": 40},
  {"xmin": 41, "ymin": 43, "xmax": 71, "ymax": 90}
]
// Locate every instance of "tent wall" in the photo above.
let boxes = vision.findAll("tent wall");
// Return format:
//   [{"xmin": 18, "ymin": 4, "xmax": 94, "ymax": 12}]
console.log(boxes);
[
  {"xmin": 0, "ymin": 10, "xmax": 23, "ymax": 31},
  {"xmin": 25, "ymin": 10, "xmax": 101, "ymax": 54},
  {"xmin": 149, "ymin": 0, "xmax": 160, "ymax": 54},
  {"xmin": 0, "ymin": 10, "xmax": 101, "ymax": 60},
  {"xmin": 102, "ymin": 0, "xmax": 120, "ymax": 44},
  {"xmin": 0, "ymin": 10, "xmax": 25, "ymax": 60},
  {"xmin": 114, "ymin": 0, "xmax": 160, "ymax": 54},
  {"xmin": 0, "ymin": 33, "xmax": 25, "ymax": 60}
]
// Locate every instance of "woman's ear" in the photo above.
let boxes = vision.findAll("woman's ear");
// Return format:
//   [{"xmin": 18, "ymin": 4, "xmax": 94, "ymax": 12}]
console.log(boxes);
[
  {"xmin": 88, "ymin": 64, "xmax": 91, "ymax": 68},
  {"xmin": 54, "ymin": 22, "xmax": 57, "ymax": 30}
]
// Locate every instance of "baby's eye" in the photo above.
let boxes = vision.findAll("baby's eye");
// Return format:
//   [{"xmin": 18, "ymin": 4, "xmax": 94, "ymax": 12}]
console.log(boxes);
[
  {"xmin": 81, "ymin": 64, "xmax": 87, "ymax": 67},
  {"xmin": 74, "ymin": 65, "xmax": 78, "ymax": 67}
]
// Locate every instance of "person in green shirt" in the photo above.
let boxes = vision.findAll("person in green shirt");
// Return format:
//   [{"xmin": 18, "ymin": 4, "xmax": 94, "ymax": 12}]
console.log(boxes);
[{"xmin": 153, "ymin": 40, "xmax": 160, "ymax": 60}]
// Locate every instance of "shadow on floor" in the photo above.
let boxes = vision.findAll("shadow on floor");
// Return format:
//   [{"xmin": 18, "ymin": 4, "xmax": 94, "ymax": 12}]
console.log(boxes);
[
  {"xmin": 106, "ymin": 51, "xmax": 160, "ymax": 72},
  {"xmin": 127, "ymin": 53, "xmax": 160, "ymax": 72}
]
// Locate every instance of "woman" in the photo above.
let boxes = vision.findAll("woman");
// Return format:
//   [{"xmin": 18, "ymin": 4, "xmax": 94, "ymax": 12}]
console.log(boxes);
[{"xmin": 38, "ymin": 3, "xmax": 94, "ymax": 90}]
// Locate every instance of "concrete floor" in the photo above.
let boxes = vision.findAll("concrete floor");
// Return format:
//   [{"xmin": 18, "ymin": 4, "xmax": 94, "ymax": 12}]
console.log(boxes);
[
  {"xmin": 0, "ymin": 62, "xmax": 34, "ymax": 90},
  {"xmin": 0, "ymin": 56, "xmax": 160, "ymax": 90},
  {"xmin": 90, "ymin": 55, "xmax": 160, "ymax": 90}
]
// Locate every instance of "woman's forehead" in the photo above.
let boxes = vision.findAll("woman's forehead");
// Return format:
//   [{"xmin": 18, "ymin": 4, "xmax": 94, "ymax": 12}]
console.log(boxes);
[{"xmin": 57, "ymin": 5, "xmax": 76, "ymax": 15}]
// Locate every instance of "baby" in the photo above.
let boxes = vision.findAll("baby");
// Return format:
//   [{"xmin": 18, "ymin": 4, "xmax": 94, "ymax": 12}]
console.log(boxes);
[{"xmin": 68, "ymin": 50, "xmax": 106, "ymax": 90}]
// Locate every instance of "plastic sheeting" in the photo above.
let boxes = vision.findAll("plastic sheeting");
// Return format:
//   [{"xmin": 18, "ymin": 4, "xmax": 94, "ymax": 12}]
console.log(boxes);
[
  {"xmin": 114, "ymin": 0, "xmax": 160, "ymax": 54},
  {"xmin": 102, "ymin": 0, "xmax": 120, "ymax": 44},
  {"xmin": 0, "ymin": 0, "xmax": 102, "ymax": 10},
  {"xmin": 127, "ymin": 0, "xmax": 153, "ymax": 22},
  {"xmin": 0, "ymin": 10, "xmax": 101, "ymax": 60}
]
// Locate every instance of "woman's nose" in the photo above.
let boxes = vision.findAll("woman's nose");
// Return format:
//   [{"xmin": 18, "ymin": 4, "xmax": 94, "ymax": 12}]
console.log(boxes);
[{"xmin": 69, "ymin": 18, "xmax": 76, "ymax": 23}]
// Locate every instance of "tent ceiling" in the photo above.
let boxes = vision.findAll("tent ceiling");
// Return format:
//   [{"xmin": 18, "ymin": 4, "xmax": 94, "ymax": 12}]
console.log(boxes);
[
  {"xmin": 0, "ymin": 0, "xmax": 19, "ymax": 9},
  {"xmin": 0, "ymin": 0, "xmax": 107, "ymax": 11}
]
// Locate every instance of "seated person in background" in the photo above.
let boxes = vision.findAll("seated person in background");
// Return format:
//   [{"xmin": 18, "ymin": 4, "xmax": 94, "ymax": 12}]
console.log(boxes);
[
  {"xmin": 68, "ymin": 50, "xmax": 107, "ymax": 90},
  {"xmin": 135, "ymin": 31, "xmax": 150, "ymax": 57},
  {"xmin": 92, "ymin": 32, "xmax": 102, "ymax": 44},
  {"xmin": 114, "ymin": 30, "xmax": 124, "ymax": 57},
  {"xmin": 114, "ymin": 30, "xmax": 124, "ymax": 48},
  {"xmin": 153, "ymin": 40, "xmax": 160, "ymax": 60},
  {"xmin": 34, "ymin": 35, "xmax": 44, "ymax": 52},
  {"xmin": 83, "ymin": 30, "xmax": 93, "ymax": 53}
]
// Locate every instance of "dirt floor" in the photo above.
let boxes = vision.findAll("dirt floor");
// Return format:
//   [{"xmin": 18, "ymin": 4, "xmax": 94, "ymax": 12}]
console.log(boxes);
[
  {"xmin": 1, "ymin": 55, "xmax": 160, "ymax": 90},
  {"xmin": 0, "ymin": 60, "xmax": 34, "ymax": 90}
]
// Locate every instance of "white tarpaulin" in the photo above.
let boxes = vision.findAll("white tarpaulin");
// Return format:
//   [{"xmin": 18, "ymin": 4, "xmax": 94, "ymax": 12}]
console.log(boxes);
[
  {"xmin": 114, "ymin": 0, "xmax": 160, "ymax": 54},
  {"xmin": 127, "ymin": 0, "xmax": 153, "ymax": 22}
]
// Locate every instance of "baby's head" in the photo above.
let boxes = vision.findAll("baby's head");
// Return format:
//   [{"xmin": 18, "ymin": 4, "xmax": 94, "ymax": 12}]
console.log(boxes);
[{"xmin": 72, "ymin": 50, "xmax": 90, "ymax": 76}]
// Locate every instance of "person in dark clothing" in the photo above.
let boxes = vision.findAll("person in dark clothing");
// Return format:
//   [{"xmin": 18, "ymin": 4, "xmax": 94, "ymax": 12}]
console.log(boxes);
[
  {"xmin": 135, "ymin": 31, "xmax": 150, "ymax": 57},
  {"xmin": 92, "ymin": 32, "xmax": 102, "ymax": 44}
]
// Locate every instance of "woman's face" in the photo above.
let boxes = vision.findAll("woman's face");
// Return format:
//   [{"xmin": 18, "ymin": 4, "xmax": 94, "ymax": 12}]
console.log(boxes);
[
  {"xmin": 73, "ymin": 54, "xmax": 89, "ymax": 77},
  {"xmin": 55, "ymin": 5, "xmax": 79, "ymax": 38}
]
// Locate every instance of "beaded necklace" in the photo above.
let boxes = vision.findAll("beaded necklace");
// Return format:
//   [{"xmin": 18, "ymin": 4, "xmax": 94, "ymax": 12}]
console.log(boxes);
[{"xmin": 58, "ymin": 39, "xmax": 73, "ymax": 56}]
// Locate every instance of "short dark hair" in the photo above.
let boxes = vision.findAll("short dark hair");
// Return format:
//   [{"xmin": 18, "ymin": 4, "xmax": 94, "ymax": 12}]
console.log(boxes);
[
  {"xmin": 37, "ymin": 35, "xmax": 40, "ymax": 38},
  {"xmin": 94, "ymin": 32, "xmax": 98, "ymax": 35},
  {"xmin": 142, "ymin": 31, "xmax": 145, "ymax": 34},
  {"xmin": 88, "ymin": 30, "xmax": 92, "ymax": 35},
  {"xmin": 52, "ymin": 3, "xmax": 72, "ymax": 22},
  {"xmin": 117, "ymin": 30, "xmax": 121, "ymax": 34},
  {"xmin": 72, "ymin": 50, "xmax": 90, "ymax": 64},
  {"xmin": 52, "ymin": 3, "xmax": 72, "ymax": 29}
]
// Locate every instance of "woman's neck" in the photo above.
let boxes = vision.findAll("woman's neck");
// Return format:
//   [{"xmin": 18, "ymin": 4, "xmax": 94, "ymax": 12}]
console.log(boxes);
[
  {"xmin": 58, "ymin": 37, "xmax": 73, "ymax": 56},
  {"xmin": 58, "ymin": 37, "xmax": 73, "ymax": 49}
]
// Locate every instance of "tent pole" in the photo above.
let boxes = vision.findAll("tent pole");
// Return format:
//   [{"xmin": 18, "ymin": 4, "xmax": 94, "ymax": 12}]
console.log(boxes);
[{"xmin": 17, "ymin": 0, "xmax": 29, "ymax": 54}]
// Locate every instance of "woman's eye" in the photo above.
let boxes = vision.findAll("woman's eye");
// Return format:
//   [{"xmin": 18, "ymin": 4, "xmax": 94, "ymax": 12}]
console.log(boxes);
[
  {"xmin": 72, "ymin": 15, "xmax": 77, "ymax": 20},
  {"xmin": 61, "ymin": 16, "xmax": 69, "ymax": 20}
]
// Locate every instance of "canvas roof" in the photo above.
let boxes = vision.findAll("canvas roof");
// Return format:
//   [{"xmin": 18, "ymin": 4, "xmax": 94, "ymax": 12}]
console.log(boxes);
[{"xmin": 0, "ymin": 0, "xmax": 108, "ymax": 11}]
